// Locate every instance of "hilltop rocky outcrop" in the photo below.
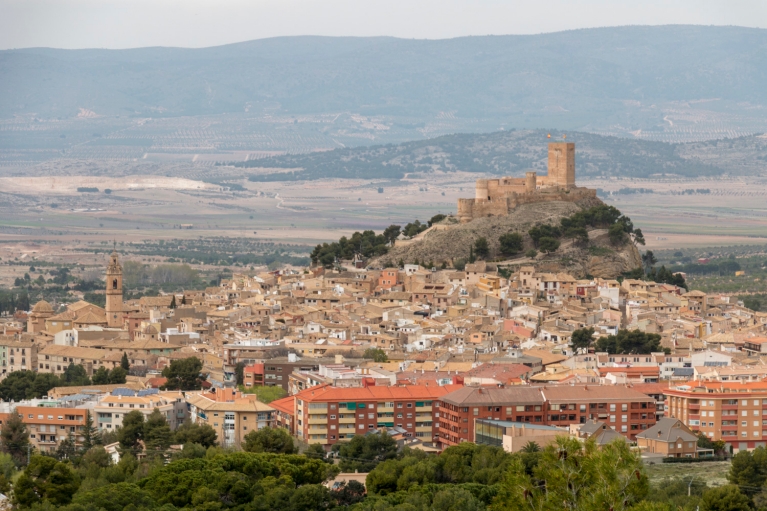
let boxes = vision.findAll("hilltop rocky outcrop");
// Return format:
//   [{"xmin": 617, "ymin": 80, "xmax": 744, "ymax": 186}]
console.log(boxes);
[{"xmin": 372, "ymin": 197, "xmax": 643, "ymax": 279}]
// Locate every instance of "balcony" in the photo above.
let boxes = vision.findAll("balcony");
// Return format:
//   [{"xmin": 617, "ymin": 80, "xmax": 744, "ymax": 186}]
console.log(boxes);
[
  {"xmin": 338, "ymin": 416, "xmax": 355, "ymax": 424},
  {"xmin": 688, "ymin": 404, "xmax": 700, "ymax": 411},
  {"xmin": 722, "ymin": 404, "xmax": 738, "ymax": 411},
  {"xmin": 308, "ymin": 417, "xmax": 327, "ymax": 425},
  {"xmin": 308, "ymin": 426, "xmax": 328, "ymax": 434},
  {"xmin": 416, "ymin": 426, "xmax": 432, "ymax": 432}
]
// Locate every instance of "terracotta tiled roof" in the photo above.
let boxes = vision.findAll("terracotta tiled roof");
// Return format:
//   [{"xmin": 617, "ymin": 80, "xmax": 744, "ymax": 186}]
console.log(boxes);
[{"xmin": 295, "ymin": 383, "xmax": 462, "ymax": 402}]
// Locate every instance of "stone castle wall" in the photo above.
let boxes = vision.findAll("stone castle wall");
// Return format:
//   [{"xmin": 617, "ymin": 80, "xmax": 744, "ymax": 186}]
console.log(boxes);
[
  {"xmin": 458, "ymin": 142, "xmax": 589, "ymax": 223},
  {"xmin": 458, "ymin": 187, "xmax": 596, "ymax": 223}
]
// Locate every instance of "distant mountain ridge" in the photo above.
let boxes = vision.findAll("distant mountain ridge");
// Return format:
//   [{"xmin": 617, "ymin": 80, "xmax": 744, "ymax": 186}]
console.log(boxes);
[
  {"xmin": 3, "ymin": 25, "xmax": 767, "ymax": 136},
  {"xmin": 237, "ymin": 129, "xmax": 767, "ymax": 181}
]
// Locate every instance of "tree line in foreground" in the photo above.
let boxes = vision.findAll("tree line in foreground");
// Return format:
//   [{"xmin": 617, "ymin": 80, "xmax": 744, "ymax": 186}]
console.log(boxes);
[{"xmin": 0, "ymin": 419, "xmax": 754, "ymax": 511}]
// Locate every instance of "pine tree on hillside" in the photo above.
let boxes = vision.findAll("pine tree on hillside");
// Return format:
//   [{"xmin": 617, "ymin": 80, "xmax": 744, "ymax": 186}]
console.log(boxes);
[
  {"xmin": 0, "ymin": 408, "xmax": 29, "ymax": 467},
  {"xmin": 120, "ymin": 352, "xmax": 130, "ymax": 371}
]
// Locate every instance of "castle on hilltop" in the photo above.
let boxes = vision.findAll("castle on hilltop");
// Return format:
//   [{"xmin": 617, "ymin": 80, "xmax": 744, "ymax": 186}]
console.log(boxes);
[{"xmin": 457, "ymin": 142, "xmax": 596, "ymax": 223}]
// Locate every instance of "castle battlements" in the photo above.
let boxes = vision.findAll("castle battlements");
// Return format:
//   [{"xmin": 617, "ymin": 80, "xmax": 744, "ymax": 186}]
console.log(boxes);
[{"xmin": 457, "ymin": 142, "xmax": 596, "ymax": 223}]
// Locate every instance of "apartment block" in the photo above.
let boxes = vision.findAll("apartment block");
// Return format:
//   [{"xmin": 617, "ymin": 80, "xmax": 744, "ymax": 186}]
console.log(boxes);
[
  {"xmin": 186, "ymin": 388, "xmax": 275, "ymax": 447},
  {"xmin": 292, "ymin": 383, "xmax": 462, "ymax": 447},
  {"xmin": 437, "ymin": 385, "xmax": 656, "ymax": 447},
  {"xmin": 0, "ymin": 340, "xmax": 37, "ymax": 376},
  {"xmin": 0, "ymin": 406, "xmax": 86, "ymax": 453},
  {"xmin": 665, "ymin": 381, "xmax": 767, "ymax": 451},
  {"xmin": 94, "ymin": 389, "xmax": 186, "ymax": 432}
]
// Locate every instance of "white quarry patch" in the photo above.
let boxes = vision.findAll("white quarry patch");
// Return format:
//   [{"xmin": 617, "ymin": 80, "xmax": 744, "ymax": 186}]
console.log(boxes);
[{"xmin": 0, "ymin": 176, "xmax": 217, "ymax": 194}]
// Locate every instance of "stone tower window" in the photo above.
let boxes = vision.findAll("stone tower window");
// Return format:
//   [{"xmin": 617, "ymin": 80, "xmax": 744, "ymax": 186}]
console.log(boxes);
[{"xmin": 113, "ymin": 278, "xmax": 118, "ymax": 289}]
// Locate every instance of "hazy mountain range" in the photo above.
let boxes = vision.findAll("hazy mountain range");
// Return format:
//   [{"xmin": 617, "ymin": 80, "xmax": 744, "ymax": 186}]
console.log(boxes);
[{"xmin": 3, "ymin": 25, "xmax": 767, "ymax": 141}]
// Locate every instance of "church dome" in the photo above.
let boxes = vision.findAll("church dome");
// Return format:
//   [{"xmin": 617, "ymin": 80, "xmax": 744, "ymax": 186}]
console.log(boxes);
[
  {"xmin": 32, "ymin": 300, "xmax": 53, "ymax": 313},
  {"xmin": 142, "ymin": 324, "xmax": 158, "ymax": 335}
]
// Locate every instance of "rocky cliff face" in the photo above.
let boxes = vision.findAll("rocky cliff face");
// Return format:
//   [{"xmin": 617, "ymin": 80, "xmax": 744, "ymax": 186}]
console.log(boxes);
[{"xmin": 372, "ymin": 197, "xmax": 643, "ymax": 279}]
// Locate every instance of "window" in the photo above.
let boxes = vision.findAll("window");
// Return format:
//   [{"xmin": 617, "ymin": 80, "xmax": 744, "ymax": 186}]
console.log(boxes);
[
  {"xmin": 610, "ymin": 415, "xmax": 615, "ymax": 422},
  {"xmin": 358, "ymin": 424, "xmax": 364, "ymax": 430},
  {"xmin": 610, "ymin": 404, "xmax": 616, "ymax": 412}
]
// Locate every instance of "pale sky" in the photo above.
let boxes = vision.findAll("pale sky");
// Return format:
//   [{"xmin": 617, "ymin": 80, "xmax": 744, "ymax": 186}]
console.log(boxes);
[{"xmin": 1, "ymin": 0, "xmax": 766, "ymax": 50}]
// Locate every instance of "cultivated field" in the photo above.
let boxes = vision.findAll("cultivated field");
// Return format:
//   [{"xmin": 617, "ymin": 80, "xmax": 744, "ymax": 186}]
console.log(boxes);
[{"xmin": 3, "ymin": 166, "xmax": 767, "ymax": 283}]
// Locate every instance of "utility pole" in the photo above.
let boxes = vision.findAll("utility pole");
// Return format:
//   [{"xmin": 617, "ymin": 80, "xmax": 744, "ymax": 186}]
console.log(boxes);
[{"xmin": 688, "ymin": 475, "xmax": 695, "ymax": 497}]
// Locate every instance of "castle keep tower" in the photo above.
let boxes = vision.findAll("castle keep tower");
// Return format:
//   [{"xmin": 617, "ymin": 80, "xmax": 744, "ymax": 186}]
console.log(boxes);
[
  {"xmin": 547, "ymin": 142, "xmax": 575, "ymax": 188},
  {"xmin": 457, "ymin": 142, "xmax": 595, "ymax": 223},
  {"xmin": 105, "ymin": 249, "xmax": 124, "ymax": 328}
]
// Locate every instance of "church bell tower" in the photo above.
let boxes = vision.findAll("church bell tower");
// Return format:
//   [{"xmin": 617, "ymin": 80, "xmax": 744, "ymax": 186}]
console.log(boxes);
[{"xmin": 106, "ymin": 246, "xmax": 124, "ymax": 328}]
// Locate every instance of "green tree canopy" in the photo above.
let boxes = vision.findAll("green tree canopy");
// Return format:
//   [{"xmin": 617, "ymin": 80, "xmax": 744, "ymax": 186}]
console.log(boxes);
[
  {"xmin": 243, "ymin": 427, "xmax": 297, "ymax": 454},
  {"xmin": 72, "ymin": 482, "xmax": 156, "ymax": 511},
  {"xmin": 338, "ymin": 432, "xmax": 398, "ymax": 473},
  {"xmin": 174, "ymin": 420, "xmax": 218, "ymax": 448},
  {"xmin": 118, "ymin": 410, "xmax": 145, "ymax": 455},
  {"xmin": 161, "ymin": 357, "xmax": 205, "ymax": 390},
  {"xmin": 0, "ymin": 407, "xmax": 29, "ymax": 467},
  {"xmin": 91, "ymin": 366, "xmax": 110, "ymax": 385},
  {"xmin": 13, "ymin": 455, "xmax": 80, "ymax": 507},
  {"xmin": 62, "ymin": 363, "xmax": 91, "ymax": 386},
  {"xmin": 498, "ymin": 232, "xmax": 523, "ymax": 256},
  {"xmin": 594, "ymin": 329, "xmax": 663, "ymax": 354},
  {"xmin": 108, "ymin": 366, "xmax": 128, "ymax": 384},
  {"xmin": 699, "ymin": 485, "xmax": 752, "ymax": 511},
  {"xmin": 144, "ymin": 408, "xmax": 174, "ymax": 455},
  {"xmin": 538, "ymin": 236, "xmax": 560, "ymax": 253},
  {"xmin": 363, "ymin": 348, "xmax": 389, "ymax": 362},
  {"xmin": 491, "ymin": 437, "xmax": 647, "ymax": 511},
  {"xmin": 120, "ymin": 352, "xmax": 130, "ymax": 370},
  {"xmin": 474, "ymin": 238, "xmax": 490, "ymax": 259},
  {"xmin": 571, "ymin": 327, "xmax": 596, "ymax": 353}
]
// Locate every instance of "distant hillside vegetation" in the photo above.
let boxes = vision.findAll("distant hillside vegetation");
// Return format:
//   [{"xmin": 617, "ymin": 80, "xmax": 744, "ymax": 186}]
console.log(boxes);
[{"xmin": 237, "ymin": 129, "xmax": 725, "ymax": 180}]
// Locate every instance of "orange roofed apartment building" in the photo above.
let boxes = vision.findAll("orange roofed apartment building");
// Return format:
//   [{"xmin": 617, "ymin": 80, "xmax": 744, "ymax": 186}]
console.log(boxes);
[
  {"xmin": 665, "ymin": 380, "xmax": 767, "ymax": 452},
  {"xmin": 0, "ymin": 406, "xmax": 86, "ymax": 453},
  {"xmin": 437, "ymin": 385, "xmax": 657, "ymax": 448},
  {"xmin": 289, "ymin": 383, "xmax": 462, "ymax": 447}
]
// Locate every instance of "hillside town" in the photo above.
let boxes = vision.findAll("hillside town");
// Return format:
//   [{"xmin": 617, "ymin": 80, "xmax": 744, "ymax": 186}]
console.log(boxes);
[{"xmin": 0, "ymin": 248, "xmax": 764, "ymax": 461}]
